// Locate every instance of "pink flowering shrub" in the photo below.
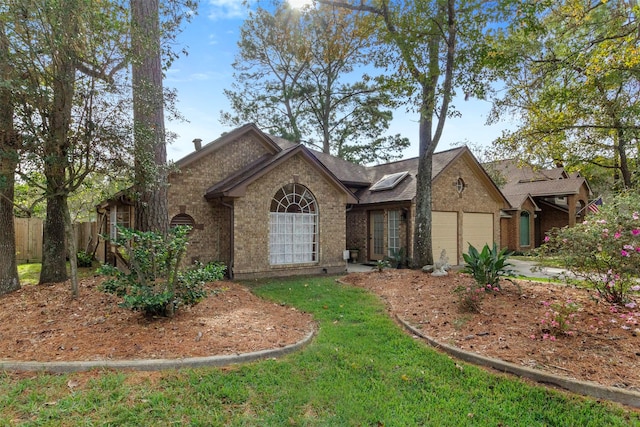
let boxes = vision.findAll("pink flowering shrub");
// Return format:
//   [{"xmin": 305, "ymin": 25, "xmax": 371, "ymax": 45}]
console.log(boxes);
[
  {"xmin": 454, "ymin": 282, "xmax": 500, "ymax": 313},
  {"xmin": 537, "ymin": 299, "xmax": 580, "ymax": 340},
  {"xmin": 538, "ymin": 191, "xmax": 640, "ymax": 305}
]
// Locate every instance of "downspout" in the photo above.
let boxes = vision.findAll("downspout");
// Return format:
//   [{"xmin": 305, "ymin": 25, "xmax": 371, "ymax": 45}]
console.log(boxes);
[{"xmin": 221, "ymin": 200, "xmax": 234, "ymax": 279}]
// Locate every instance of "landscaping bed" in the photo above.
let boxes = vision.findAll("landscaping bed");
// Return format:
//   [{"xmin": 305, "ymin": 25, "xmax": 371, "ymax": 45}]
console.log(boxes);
[
  {"xmin": 342, "ymin": 269, "xmax": 640, "ymax": 392},
  {"xmin": 0, "ymin": 277, "xmax": 313, "ymax": 362}
]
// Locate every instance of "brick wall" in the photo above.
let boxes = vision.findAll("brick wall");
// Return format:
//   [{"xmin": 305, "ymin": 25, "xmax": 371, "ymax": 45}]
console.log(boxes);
[
  {"xmin": 167, "ymin": 135, "xmax": 272, "ymax": 267},
  {"xmin": 168, "ymin": 136, "xmax": 349, "ymax": 279},
  {"xmin": 232, "ymin": 153, "xmax": 348, "ymax": 279},
  {"xmin": 346, "ymin": 152, "xmax": 505, "ymax": 265},
  {"xmin": 432, "ymin": 154, "xmax": 503, "ymax": 261}
]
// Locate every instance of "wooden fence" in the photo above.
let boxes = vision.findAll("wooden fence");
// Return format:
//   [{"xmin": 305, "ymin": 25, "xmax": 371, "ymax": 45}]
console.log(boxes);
[{"xmin": 14, "ymin": 218, "xmax": 98, "ymax": 264}]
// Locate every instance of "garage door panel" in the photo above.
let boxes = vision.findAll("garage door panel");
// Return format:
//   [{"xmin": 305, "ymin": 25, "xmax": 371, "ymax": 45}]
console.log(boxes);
[
  {"xmin": 463, "ymin": 213, "xmax": 494, "ymax": 254},
  {"xmin": 432, "ymin": 211, "xmax": 457, "ymax": 265}
]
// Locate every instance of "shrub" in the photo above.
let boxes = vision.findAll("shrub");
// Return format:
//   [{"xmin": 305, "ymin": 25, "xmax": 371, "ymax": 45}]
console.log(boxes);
[
  {"xmin": 385, "ymin": 247, "xmax": 408, "ymax": 268},
  {"xmin": 538, "ymin": 191, "xmax": 640, "ymax": 305},
  {"xmin": 98, "ymin": 226, "xmax": 226, "ymax": 317},
  {"xmin": 76, "ymin": 250, "xmax": 94, "ymax": 268},
  {"xmin": 462, "ymin": 242, "xmax": 514, "ymax": 289},
  {"xmin": 176, "ymin": 261, "xmax": 226, "ymax": 306},
  {"xmin": 454, "ymin": 282, "xmax": 500, "ymax": 313},
  {"xmin": 538, "ymin": 299, "xmax": 580, "ymax": 339}
]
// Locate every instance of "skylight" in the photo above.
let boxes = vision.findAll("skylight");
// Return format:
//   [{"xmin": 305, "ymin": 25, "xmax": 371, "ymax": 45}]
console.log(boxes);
[{"xmin": 370, "ymin": 171, "xmax": 409, "ymax": 192}]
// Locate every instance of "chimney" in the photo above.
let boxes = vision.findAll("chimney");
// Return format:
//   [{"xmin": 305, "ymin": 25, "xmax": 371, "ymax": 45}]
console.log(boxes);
[{"xmin": 193, "ymin": 138, "xmax": 202, "ymax": 151}]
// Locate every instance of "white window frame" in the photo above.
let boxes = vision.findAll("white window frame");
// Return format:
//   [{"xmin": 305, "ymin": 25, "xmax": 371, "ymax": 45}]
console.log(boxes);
[
  {"xmin": 109, "ymin": 205, "xmax": 130, "ymax": 240},
  {"xmin": 269, "ymin": 184, "xmax": 318, "ymax": 265},
  {"xmin": 388, "ymin": 210, "xmax": 401, "ymax": 256}
]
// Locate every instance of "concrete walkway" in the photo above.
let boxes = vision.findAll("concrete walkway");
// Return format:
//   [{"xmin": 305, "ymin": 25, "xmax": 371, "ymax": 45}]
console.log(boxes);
[
  {"xmin": 508, "ymin": 258, "xmax": 571, "ymax": 280},
  {"xmin": 347, "ymin": 259, "xmax": 569, "ymax": 280}
]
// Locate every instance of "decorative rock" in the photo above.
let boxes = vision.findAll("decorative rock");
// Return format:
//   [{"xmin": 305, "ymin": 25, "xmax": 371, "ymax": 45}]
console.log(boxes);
[{"xmin": 422, "ymin": 265, "xmax": 434, "ymax": 273}]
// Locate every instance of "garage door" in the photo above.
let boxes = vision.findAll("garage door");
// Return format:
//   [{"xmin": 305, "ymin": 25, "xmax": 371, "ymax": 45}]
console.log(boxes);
[
  {"xmin": 462, "ymin": 213, "xmax": 494, "ymax": 255},
  {"xmin": 432, "ymin": 211, "xmax": 457, "ymax": 265}
]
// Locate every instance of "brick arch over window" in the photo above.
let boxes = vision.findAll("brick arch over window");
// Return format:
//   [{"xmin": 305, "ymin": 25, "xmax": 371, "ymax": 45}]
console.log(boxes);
[
  {"xmin": 269, "ymin": 183, "xmax": 318, "ymax": 265},
  {"xmin": 170, "ymin": 213, "xmax": 195, "ymax": 229}
]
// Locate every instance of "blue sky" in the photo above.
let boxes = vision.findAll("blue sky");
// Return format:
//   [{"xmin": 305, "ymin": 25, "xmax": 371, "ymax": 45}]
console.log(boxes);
[{"xmin": 164, "ymin": 0, "xmax": 510, "ymax": 162}]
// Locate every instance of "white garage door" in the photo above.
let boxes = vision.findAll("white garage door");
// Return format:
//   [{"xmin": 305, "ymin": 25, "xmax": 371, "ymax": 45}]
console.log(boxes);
[
  {"xmin": 463, "ymin": 213, "xmax": 494, "ymax": 255},
  {"xmin": 432, "ymin": 211, "xmax": 457, "ymax": 265}
]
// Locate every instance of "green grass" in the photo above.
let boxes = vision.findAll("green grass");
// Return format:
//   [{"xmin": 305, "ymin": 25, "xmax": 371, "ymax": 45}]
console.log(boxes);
[
  {"xmin": 1, "ymin": 276, "xmax": 638, "ymax": 426},
  {"xmin": 17, "ymin": 262, "xmax": 97, "ymax": 285}
]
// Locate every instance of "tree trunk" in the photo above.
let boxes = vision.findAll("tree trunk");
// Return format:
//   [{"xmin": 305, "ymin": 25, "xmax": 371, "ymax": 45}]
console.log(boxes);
[
  {"xmin": 131, "ymin": 0, "xmax": 168, "ymax": 234},
  {"xmin": 413, "ymin": 116, "xmax": 435, "ymax": 268},
  {"xmin": 40, "ymin": 25, "xmax": 75, "ymax": 284},
  {"xmin": 40, "ymin": 193, "xmax": 69, "ymax": 284},
  {"xmin": 0, "ymin": 20, "xmax": 20, "ymax": 295}
]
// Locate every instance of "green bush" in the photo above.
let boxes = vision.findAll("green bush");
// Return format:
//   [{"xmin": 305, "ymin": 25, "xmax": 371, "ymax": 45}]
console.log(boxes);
[
  {"xmin": 176, "ymin": 261, "xmax": 226, "ymax": 306},
  {"xmin": 462, "ymin": 242, "xmax": 513, "ymax": 289},
  {"xmin": 539, "ymin": 191, "xmax": 640, "ymax": 304},
  {"xmin": 385, "ymin": 247, "xmax": 407, "ymax": 268},
  {"xmin": 76, "ymin": 250, "xmax": 94, "ymax": 267},
  {"xmin": 98, "ymin": 226, "xmax": 226, "ymax": 317}
]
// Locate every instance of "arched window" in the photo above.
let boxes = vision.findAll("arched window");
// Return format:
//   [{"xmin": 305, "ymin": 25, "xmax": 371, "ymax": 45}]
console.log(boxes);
[
  {"xmin": 170, "ymin": 213, "xmax": 195, "ymax": 230},
  {"xmin": 269, "ymin": 183, "xmax": 318, "ymax": 265},
  {"xmin": 520, "ymin": 211, "xmax": 530, "ymax": 247}
]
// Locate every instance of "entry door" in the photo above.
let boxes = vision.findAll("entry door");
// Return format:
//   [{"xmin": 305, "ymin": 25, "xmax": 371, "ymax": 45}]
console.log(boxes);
[{"xmin": 369, "ymin": 211, "xmax": 385, "ymax": 260}]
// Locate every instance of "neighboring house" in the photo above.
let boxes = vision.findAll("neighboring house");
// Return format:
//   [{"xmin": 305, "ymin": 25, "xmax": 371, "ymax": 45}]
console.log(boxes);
[
  {"xmin": 337, "ymin": 147, "xmax": 510, "ymax": 266},
  {"xmin": 97, "ymin": 124, "xmax": 509, "ymax": 278},
  {"xmin": 486, "ymin": 159, "xmax": 593, "ymax": 253}
]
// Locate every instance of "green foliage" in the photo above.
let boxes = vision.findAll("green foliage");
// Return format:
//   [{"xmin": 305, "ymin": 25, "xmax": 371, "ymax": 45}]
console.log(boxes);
[
  {"xmin": 375, "ymin": 259, "xmax": 389, "ymax": 272},
  {"xmin": 385, "ymin": 247, "xmax": 407, "ymax": 268},
  {"xmin": 177, "ymin": 261, "xmax": 227, "ymax": 306},
  {"xmin": 462, "ymin": 242, "xmax": 514, "ymax": 289},
  {"xmin": 98, "ymin": 226, "xmax": 226, "ymax": 317},
  {"xmin": 223, "ymin": 3, "xmax": 409, "ymax": 164},
  {"xmin": 76, "ymin": 250, "xmax": 94, "ymax": 268},
  {"xmin": 97, "ymin": 263, "xmax": 128, "ymax": 296},
  {"xmin": 538, "ymin": 191, "xmax": 640, "ymax": 304},
  {"xmin": 488, "ymin": 0, "xmax": 639, "ymax": 190}
]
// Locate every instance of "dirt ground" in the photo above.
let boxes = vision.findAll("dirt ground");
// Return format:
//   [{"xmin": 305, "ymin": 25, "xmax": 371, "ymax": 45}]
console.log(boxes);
[
  {"xmin": 1, "ymin": 271, "xmax": 638, "ymax": 394},
  {"xmin": 342, "ymin": 269, "xmax": 640, "ymax": 393},
  {"xmin": 0, "ymin": 278, "xmax": 313, "ymax": 362}
]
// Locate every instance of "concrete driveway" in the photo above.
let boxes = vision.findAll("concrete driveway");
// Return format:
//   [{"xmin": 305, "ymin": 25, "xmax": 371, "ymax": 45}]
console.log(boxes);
[
  {"xmin": 346, "ymin": 258, "xmax": 570, "ymax": 280},
  {"xmin": 507, "ymin": 258, "xmax": 570, "ymax": 280}
]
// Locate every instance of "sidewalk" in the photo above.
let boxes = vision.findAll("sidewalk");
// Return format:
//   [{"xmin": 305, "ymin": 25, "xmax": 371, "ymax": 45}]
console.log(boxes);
[{"xmin": 347, "ymin": 259, "xmax": 569, "ymax": 280}]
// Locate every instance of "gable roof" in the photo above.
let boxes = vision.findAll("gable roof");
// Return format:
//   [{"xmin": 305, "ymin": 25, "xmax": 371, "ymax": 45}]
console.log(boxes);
[
  {"xmin": 340, "ymin": 146, "xmax": 508, "ymax": 206},
  {"xmin": 180, "ymin": 125, "xmax": 506, "ymax": 208},
  {"xmin": 204, "ymin": 142, "xmax": 357, "ymax": 203},
  {"xmin": 176, "ymin": 123, "xmax": 282, "ymax": 170},
  {"xmin": 486, "ymin": 159, "xmax": 592, "ymax": 209}
]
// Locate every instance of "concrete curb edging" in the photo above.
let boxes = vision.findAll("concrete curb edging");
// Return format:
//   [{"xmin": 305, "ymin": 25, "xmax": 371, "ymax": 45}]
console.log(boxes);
[
  {"xmin": 397, "ymin": 315, "xmax": 640, "ymax": 409},
  {"xmin": 0, "ymin": 328, "xmax": 316, "ymax": 374}
]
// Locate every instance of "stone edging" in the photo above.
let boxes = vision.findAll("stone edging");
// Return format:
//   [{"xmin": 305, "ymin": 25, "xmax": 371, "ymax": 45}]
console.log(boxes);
[
  {"xmin": 0, "ymin": 328, "xmax": 316, "ymax": 374},
  {"xmin": 396, "ymin": 315, "xmax": 640, "ymax": 409}
]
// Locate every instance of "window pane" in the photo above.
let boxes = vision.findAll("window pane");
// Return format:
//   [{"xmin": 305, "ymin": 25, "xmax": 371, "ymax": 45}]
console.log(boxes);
[
  {"xmin": 269, "ymin": 188, "xmax": 318, "ymax": 265},
  {"xmin": 388, "ymin": 210, "xmax": 400, "ymax": 256},
  {"xmin": 520, "ymin": 212, "xmax": 530, "ymax": 246}
]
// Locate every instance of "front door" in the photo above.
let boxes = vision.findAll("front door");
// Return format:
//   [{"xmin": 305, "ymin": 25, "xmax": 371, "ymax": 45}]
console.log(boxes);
[{"xmin": 369, "ymin": 211, "xmax": 385, "ymax": 260}]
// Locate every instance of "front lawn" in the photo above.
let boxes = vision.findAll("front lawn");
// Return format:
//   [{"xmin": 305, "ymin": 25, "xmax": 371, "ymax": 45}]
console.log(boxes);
[
  {"xmin": 1, "ymin": 276, "xmax": 637, "ymax": 426},
  {"xmin": 17, "ymin": 262, "xmax": 97, "ymax": 285}
]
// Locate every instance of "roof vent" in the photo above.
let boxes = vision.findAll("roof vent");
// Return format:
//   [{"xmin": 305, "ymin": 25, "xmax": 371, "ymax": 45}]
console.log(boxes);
[{"xmin": 193, "ymin": 138, "xmax": 202, "ymax": 151}]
